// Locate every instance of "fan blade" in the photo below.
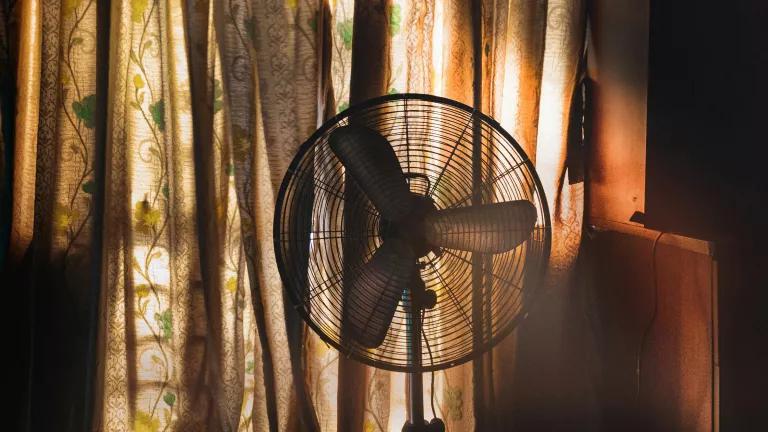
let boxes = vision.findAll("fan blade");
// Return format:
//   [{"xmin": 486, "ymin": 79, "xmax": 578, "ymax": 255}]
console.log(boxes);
[
  {"xmin": 343, "ymin": 239, "xmax": 416, "ymax": 348},
  {"xmin": 329, "ymin": 125, "xmax": 415, "ymax": 221},
  {"xmin": 424, "ymin": 201, "xmax": 537, "ymax": 253}
]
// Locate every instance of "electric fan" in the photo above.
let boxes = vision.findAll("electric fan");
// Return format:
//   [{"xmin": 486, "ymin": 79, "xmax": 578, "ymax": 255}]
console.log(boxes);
[{"xmin": 274, "ymin": 94, "xmax": 551, "ymax": 431}]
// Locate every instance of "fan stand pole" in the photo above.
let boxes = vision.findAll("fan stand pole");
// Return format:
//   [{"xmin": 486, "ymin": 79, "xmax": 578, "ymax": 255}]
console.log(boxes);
[
  {"xmin": 406, "ymin": 284, "xmax": 425, "ymax": 431},
  {"xmin": 403, "ymin": 276, "xmax": 444, "ymax": 432}
]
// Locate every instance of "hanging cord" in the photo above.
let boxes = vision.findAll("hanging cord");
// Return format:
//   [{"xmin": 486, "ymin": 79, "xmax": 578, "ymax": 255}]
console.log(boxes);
[
  {"xmin": 422, "ymin": 309, "xmax": 437, "ymax": 419},
  {"xmin": 636, "ymin": 231, "xmax": 665, "ymax": 404}
]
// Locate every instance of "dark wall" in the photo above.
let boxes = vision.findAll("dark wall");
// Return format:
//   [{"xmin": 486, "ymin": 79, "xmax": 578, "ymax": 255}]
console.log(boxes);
[
  {"xmin": 717, "ymin": 243, "xmax": 768, "ymax": 430},
  {"xmin": 645, "ymin": 1, "xmax": 768, "ymax": 243}
]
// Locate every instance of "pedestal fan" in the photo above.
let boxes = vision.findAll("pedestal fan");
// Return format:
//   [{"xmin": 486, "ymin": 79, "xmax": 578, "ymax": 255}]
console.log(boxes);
[{"xmin": 274, "ymin": 94, "xmax": 551, "ymax": 431}]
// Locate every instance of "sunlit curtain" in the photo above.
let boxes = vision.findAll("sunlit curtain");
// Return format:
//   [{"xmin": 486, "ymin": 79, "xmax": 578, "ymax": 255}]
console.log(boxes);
[
  {"xmin": 486, "ymin": 0, "xmax": 590, "ymax": 428},
  {"xmin": 6, "ymin": 0, "xmax": 586, "ymax": 431},
  {"xmin": 320, "ymin": 1, "xmax": 587, "ymax": 431}
]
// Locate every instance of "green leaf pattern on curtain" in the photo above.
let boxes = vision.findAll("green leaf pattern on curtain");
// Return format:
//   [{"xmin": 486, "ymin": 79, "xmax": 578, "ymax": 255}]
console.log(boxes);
[{"xmin": 50, "ymin": 0, "xmax": 97, "ymax": 262}]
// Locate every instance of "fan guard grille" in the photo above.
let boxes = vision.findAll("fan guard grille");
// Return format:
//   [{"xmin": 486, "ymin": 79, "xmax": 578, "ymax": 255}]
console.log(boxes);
[{"xmin": 275, "ymin": 94, "xmax": 551, "ymax": 372}]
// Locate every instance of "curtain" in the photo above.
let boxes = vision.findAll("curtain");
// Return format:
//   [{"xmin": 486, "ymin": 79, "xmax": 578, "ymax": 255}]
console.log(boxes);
[{"xmin": 4, "ymin": 0, "xmax": 587, "ymax": 431}]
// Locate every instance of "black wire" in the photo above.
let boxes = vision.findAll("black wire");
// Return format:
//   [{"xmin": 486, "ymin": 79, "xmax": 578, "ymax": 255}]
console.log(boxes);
[
  {"xmin": 636, "ymin": 231, "xmax": 665, "ymax": 404},
  {"xmin": 422, "ymin": 309, "xmax": 437, "ymax": 419}
]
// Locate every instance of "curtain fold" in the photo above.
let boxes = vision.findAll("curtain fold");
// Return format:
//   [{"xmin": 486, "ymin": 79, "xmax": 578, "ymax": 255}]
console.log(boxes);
[
  {"xmin": 8, "ymin": 0, "xmax": 39, "ymax": 266},
  {"xmin": 487, "ymin": 0, "xmax": 592, "ymax": 428},
  {"xmin": 337, "ymin": 2, "xmax": 391, "ymax": 432},
  {"xmin": 5, "ymin": 0, "xmax": 589, "ymax": 430}
]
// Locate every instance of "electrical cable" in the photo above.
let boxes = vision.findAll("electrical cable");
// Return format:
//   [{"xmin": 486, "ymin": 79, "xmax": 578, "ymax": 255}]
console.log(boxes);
[{"xmin": 636, "ymin": 231, "xmax": 665, "ymax": 404}]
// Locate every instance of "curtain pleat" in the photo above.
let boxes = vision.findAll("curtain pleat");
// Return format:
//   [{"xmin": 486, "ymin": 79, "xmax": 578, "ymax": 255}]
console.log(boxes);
[
  {"xmin": 8, "ymin": 0, "xmax": 40, "ymax": 266},
  {"xmin": 214, "ymin": 0, "xmax": 323, "ymax": 430},
  {"xmin": 486, "ymin": 0, "xmax": 549, "ymax": 427},
  {"xmin": 186, "ymin": 0, "xmax": 232, "ymax": 429},
  {"xmin": 488, "ymin": 0, "xmax": 591, "ymax": 429},
  {"xmin": 5, "ymin": 0, "xmax": 589, "ymax": 430},
  {"xmin": 337, "ymin": 2, "xmax": 391, "ymax": 432}
]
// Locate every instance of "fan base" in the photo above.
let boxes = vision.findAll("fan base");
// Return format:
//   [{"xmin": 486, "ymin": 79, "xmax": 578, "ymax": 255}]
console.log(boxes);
[{"xmin": 402, "ymin": 418, "xmax": 445, "ymax": 432}]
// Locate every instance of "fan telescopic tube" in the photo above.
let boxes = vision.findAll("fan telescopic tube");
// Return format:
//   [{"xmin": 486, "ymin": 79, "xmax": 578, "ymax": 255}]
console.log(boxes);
[
  {"xmin": 329, "ymin": 125, "xmax": 416, "ymax": 222},
  {"xmin": 424, "ymin": 201, "xmax": 537, "ymax": 253},
  {"xmin": 343, "ymin": 239, "xmax": 417, "ymax": 348}
]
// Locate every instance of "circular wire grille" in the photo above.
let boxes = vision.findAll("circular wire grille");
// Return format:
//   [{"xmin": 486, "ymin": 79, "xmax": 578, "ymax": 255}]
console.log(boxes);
[{"xmin": 274, "ymin": 94, "xmax": 551, "ymax": 372}]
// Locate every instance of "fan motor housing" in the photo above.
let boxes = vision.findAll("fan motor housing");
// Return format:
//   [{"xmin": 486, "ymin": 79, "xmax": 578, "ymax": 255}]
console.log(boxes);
[{"xmin": 378, "ymin": 193, "xmax": 440, "ymax": 258}]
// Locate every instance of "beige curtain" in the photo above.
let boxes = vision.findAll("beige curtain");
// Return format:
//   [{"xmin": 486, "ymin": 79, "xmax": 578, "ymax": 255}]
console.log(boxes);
[
  {"xmin": 6, "ymin": 0, "xmax": 586, "ymax": 431},
  {"xmin": 321, "ymin": 1, "xmax": 587, "ymax": 430}
]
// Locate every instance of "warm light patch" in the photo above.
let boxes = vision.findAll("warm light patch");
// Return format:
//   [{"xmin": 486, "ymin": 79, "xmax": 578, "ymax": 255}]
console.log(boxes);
[
  {"xmin": 431, "ymin": 1, "xmax": 445, "ymax": 93},
  {"xmin": 133, "ymin": 245, "xmax": 171, "ymax": 286}
]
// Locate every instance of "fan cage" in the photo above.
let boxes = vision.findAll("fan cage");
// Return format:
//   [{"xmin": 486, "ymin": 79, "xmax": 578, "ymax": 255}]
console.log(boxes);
[{"xmin": 274, "ymin": 93, "xmax": 551, "ymax": 372}]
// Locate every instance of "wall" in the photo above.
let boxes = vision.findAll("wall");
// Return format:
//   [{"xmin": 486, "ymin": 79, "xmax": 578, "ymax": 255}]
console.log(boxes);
[
  {"xmin": 586, "ymin": 224, "xmax": 716, "ymax": 430},
  {"xmin": 587, "ymin": 1, "xmax": 717, "ymax": 430},
  {"xmin": 587, "ymin": 0, "xmax": 648, "ymax": 226}
]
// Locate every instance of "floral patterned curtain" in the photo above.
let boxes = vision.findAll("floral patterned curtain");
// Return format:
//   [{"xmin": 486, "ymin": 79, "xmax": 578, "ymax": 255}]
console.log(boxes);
[{"xmin": 5, "ymin": 0, "xmax": 586, "ymax": 431}]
